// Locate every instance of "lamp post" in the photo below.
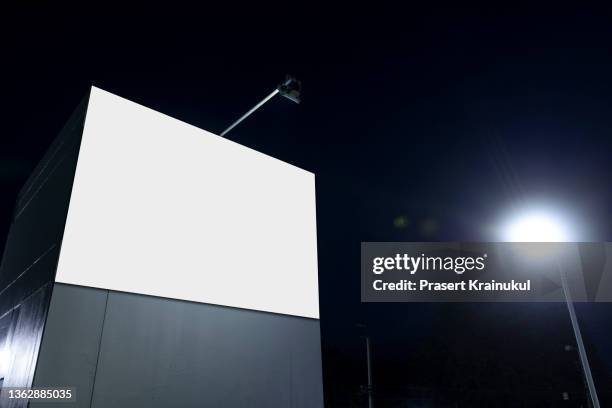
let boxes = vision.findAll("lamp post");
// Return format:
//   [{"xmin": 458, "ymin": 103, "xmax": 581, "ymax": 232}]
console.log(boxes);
[
  {"xmin": 366, "ymin": 336, "xmax": 373, "ymax": 408},
  {"xmin": 220, "ymin": 75, "xmax": 301, "ymax": 137},
  {"xmin": 356, "ymin": 323, "xmax": 374, "ymax": 408},
  {"xmin": 501, "ymin": 211, "xmax": 600, "ymax": 407},
  {"xmin": 559, "ymin": 267, "xmax": 600, "ymax": 408}
]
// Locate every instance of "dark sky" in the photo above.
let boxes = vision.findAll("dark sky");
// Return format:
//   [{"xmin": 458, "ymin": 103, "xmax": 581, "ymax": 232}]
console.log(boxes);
[{"xmin": 3, "ymin": 5, "xmax": 612, "ymax": 405}]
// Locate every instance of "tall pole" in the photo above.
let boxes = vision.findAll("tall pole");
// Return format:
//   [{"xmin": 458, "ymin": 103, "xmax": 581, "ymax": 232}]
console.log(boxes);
[
  {"xmin": 365, "ymin": 336, "xmax": 373, "ymax": 408},
  {"xmin": 220, "ymin": 89, "xmax": 279, "ymax": 137},
  {"xmin": 560, "ymin": 268, "xmax": 600, "ymax": 408},
  {"xmin": 219, "ymin": 76, "xmax": 301, "ymax": 137}
]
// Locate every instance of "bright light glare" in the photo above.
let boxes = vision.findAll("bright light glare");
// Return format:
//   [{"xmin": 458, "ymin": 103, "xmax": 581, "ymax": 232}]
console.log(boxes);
[{"xmin": 502, "ymin": 211, "xmax": 571, "ymax": 242}]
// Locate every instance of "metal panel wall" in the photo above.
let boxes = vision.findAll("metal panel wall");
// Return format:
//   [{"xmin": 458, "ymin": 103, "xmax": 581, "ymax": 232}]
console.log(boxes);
[
  {"xmin": 31, "ymin": 284, "xmax": 108, "ymax": 408},
  {"xmin": 0, "ymin": 96, "xmax": 88, "ymax": 407},
  {"xmin": 34, "ymin": 284, "xmax": 324, "ymax": 408}
]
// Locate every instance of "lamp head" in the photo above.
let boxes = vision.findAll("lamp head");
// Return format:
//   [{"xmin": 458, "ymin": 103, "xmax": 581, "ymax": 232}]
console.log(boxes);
[
  {"xmin": 502, "ymin": 211, "xmax": 571, "ymax": 242},
  {"xmin": 278, "ymin": 75, "xmax": 301, "ymax": 104}
]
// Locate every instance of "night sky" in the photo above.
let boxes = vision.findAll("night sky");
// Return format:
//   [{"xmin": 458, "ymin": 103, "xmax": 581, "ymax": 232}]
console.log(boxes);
[{"xmin": 3, "ymin": 5, "xmax": 612, "ymax": 406}]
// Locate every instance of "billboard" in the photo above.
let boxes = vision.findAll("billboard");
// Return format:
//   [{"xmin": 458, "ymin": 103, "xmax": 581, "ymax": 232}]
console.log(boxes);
[{"xmin": 55, "ymin": 87, "xmax": 319, "ymax": 319}]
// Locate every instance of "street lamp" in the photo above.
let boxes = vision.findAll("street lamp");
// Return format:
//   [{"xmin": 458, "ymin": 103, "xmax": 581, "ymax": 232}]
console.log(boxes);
[
  {"xmin": 501, "ymin": 211, "xmax": 571, "ymax": 242},
  {"xmin": 500, "ymin": 209, "xmax": 600, "ymax": 408},
  {"xmin": 220, "ymin": 75, "xmax": 301, "ymax": 137}
]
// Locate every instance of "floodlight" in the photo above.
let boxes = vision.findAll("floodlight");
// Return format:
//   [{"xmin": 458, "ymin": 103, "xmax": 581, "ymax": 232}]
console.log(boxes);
[
  {"xmin": 220, "ymin": 75, "xmax": 301, "ymax": 136},
  {"xmin": 278, "ymin": 75, "xmax": 301, "ymax": 104}
]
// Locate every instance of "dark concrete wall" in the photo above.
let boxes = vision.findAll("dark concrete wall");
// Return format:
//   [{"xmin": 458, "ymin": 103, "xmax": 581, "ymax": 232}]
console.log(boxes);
[{"xmin": 33, "ymin": 283, "xmax": 324, "ymax": 408}]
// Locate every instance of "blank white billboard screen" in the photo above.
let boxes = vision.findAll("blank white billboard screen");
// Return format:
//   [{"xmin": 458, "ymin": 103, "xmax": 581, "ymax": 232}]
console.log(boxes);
[{"xmin": 55, "ymin": 87, "xmax": 319, "ymax": 319}]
